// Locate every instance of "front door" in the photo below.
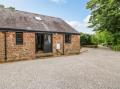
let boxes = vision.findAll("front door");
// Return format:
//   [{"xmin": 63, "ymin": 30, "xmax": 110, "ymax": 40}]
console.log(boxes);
[
  {"xmin": 36, "ymin": 33, "xmax": 52, "ymax": 53},
  {"xmin": 36, "ymin": 33, "xmax": 44, "ymax": 52},
  {"xmin": 44, "ymin": 34, "xmax": 52, "ymax": 53}
]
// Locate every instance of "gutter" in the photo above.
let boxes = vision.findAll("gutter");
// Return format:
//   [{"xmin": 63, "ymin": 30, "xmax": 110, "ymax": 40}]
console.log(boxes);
[{"xmin": 0, "ymin": 28, "xmax": 80, "ymax": 35}]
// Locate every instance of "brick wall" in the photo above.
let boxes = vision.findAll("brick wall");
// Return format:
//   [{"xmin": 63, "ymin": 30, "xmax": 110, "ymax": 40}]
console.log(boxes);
[
  {"xmin": 6, "ymin": 32, "xmax": 36, "ymax": 61},
  {"xmin": 53, "ymin": 33, "xmax": 64, "ymax": 55},
  {"xmin": 52, "ymin": 33, "xmax": 80, "ymax": 55},
  {"xmin": 64, "ymin": 35, "xmax": 80, "ymax": 54},
  {"xmin": 0, "ymin": 32, "xmax": 80, "ymax": 62},
  {"xmin": 0, "ymin": 32, "xmax": 5, "ymax": 62}
]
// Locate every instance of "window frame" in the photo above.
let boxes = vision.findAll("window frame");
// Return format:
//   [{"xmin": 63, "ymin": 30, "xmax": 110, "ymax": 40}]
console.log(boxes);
[
  {"xmin": 65, "ymin": 34, "xmax": 72, "ymax": 43},
  {"xmin": 16, "ymin": 32, "xmax": 23, "ymax": 45}
]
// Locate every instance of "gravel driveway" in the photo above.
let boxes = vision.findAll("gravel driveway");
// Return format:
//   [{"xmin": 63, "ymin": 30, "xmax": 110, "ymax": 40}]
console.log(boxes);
[{"xmin": 0, "ymin": 48, "xmax": 120, "ymax": 89}]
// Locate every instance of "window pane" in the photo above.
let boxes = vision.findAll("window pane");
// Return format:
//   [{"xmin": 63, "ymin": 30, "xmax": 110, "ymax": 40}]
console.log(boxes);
[
  {"xmin": 65, "ymin": 34, "xmax": 71, "ymax": 43},
  {"xmin": 16, "ymin": 32, "xmax": 23, "ymax": 45}
]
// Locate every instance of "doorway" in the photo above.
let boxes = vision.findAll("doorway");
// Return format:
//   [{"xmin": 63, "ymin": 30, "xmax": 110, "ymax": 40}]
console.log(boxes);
[{"xmin": 36, "ymin": 33, "xmax": 52, "ymax": 53}]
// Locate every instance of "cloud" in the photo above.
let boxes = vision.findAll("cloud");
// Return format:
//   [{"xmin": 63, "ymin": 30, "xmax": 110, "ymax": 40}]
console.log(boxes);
[
  {"xmin": 49, "ymin": 0, "xmax": 67, "ymax": 3},
  {"xmin": 67, "ymin": 15, "xmax": 94, "ymax": 34},
  {"xmin": 0, "ymin": 0, "xmax": 25, "ymax": 7},
  {"xmin": 83, "ymin": 15, "xmax": 91, "ymax": 23}
]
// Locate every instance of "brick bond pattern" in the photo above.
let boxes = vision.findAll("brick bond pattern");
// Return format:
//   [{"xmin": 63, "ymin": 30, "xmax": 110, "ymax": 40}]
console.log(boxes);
[
  {"xmin": 0, "ymin": 32, "xmax": 80, "ymax": 62},
  {"xmin": 0, "ymin": 32, "xmax": 5, "ymax": 62},
  {"xmin": 53, "ymin": 34, "xmax": 80, "ymax": 55}
]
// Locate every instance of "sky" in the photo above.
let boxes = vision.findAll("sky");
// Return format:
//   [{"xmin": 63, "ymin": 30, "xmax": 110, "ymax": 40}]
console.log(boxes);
[{"xmin": 0, "ymin": 0, "xmax": 93, "ymax": 34}]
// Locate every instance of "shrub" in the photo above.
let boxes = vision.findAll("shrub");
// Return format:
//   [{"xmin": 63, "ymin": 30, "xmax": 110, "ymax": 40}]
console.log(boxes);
[
  {"xmin": 80, "ymin": 33, "xmax": 93, "ymax": 46},
  {"xmin": 112, "ymin": 45, "xmax": 120, "ymax": 51}
]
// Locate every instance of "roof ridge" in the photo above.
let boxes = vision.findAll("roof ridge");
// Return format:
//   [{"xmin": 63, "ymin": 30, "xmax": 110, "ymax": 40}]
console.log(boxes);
[{"xmin": 15, "ymin": 9, "xmax": 62, "ymax": 20}]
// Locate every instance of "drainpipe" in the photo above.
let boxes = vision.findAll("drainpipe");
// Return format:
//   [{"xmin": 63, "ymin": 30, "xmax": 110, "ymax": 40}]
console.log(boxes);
[
  {"xmin": 4, "ymin": 32, "xmax": 7, "ymax": 62},
  {"xmin": 63, "ymin": 34, "xmax": 65, "ymax": 55}
]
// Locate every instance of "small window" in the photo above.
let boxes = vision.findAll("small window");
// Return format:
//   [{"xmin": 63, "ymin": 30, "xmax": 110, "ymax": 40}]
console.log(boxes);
[
  {"xmin": 65, "ymin": 34, "xmax": 71, "ymax": 43},
  {"xmin": 16, "ymin": 32, "xmax": 23, "ymax": 45}
]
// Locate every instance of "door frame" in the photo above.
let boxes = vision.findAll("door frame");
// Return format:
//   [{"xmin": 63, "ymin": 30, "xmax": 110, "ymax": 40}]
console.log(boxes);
[{"xmin": 35, "ymin": 33, "xmax": 53, "ymax": 53}]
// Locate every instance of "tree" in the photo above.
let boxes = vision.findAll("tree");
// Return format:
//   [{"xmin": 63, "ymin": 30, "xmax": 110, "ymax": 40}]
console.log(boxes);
[
  {"xmin": 80, "ymin": 33, "xmax": 92, "ymax": 46},
  {"xmin": 92, "ymin": 31, "xmax": 113, "ymax": 46},
  {"xmin": 7, "ymin": 7, "xmax": 15, "ymax": 11},
  {"xmin": 0, "ymin": 4, "xmax": 15, "ymax": 11},
  {"xmin": 91, "ymin": 34, "xmax": 98, "ymax": 45},
  {"xmin": 0, "ymin": 4, "xmax": 5, "ymax": 8},
  {"xmin": 86, "ymin": 0, "xmax": 120, "ymax": 49},
  {"xmin": 86, "ymin": 0, "xmax": 120, "ymax": 34}
]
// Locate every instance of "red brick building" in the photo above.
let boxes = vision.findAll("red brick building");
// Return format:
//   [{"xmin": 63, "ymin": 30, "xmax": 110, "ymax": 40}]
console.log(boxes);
[{"xmin": 0, "ymin": 8, "xmax": 80, "ymax": 62}]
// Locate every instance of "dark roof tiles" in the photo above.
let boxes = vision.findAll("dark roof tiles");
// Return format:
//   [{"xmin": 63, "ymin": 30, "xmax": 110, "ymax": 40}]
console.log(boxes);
[{"xmin": 0, "ymin": 8, "xmax": 79, "ymax": 34}]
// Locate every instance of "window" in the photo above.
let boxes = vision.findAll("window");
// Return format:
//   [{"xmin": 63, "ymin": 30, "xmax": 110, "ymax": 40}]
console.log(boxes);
[
  {"xmin": 16, "ymin": 32, "xmax": 23, "ymax": 45},
  {"xmin": 65, "ymin": 34, "xmax": 71, "ymax": 43}
]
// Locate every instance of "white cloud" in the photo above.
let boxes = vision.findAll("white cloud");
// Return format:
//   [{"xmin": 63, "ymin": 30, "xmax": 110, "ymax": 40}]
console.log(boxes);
[
  {"xmin": 83, "ymin": 15, "xmax": 91, "ymax": 23},
  {"xmin": 67, "ymin": 15, "xmax": 94, "ymax": 34},
  {"xmin": 50, "ymin": 0, "xmax": 67, "ymax": 3},
  {"xmin": 0, "ymin": 0, "xmax": 25, "ymax": 7}
]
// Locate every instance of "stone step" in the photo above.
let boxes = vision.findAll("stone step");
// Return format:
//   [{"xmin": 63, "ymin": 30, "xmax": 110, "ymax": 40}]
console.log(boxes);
[{"xmin": 36, "ymin": 52, "xmax": 53, "ymax": 58}]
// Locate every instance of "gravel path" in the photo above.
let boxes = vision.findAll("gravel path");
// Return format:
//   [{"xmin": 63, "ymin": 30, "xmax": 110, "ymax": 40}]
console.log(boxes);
[{"xmin": 0, "ymin": 48, "xmax": 120, "ymax": 89}]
